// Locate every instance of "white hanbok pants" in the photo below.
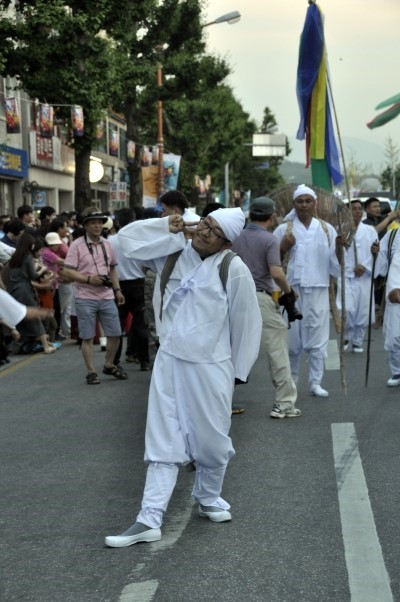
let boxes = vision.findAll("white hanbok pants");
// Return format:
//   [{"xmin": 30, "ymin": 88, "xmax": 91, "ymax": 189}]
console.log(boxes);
[
  {"xmin": 137, "ymin": 351, "xmax": 235, "ymax": 528},
  {"xmin": 288, "ymin": 286, "xmax": 329, "ymax": 386},
  {"xmin": 337, "ymin": 275, "xmax": 373, "ymax": 347},
  {"xmin": 383, "ymin": 303, "xmax": 400, "ymax": 376}
]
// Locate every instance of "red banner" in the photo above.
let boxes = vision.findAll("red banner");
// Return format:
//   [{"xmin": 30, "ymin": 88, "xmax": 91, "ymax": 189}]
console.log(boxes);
[
  {"xmin": 4, "ymin": 97, "xmax": 21, "ymax": 134},
  {"xmin": 39, "ymin": 104, "xmax": 54, "ymax": 138},
  {"xmin": 71, "ymin": 105, "xmax": 84, "ymax": 137}
]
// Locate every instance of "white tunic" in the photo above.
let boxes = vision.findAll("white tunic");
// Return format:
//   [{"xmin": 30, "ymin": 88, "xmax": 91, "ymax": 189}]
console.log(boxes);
[
  {"xmin": 119, "ymin": 217, "xmax": 261, "ymax": 379},
  {"xmin": 336, "ymin": 222, "xmax": 377, "ymax": 333},
  {"xmin": 274, "ymin": 216, "xmax": 340, "ymax": 287},
  {"xmin": 383, "ymin": 243, "xmax": 400, "ymax": 352},
  {"xmin": 0, "ymin": 289, "xmax": 26, "ymax": 327},
  {"xmin": 376, "ymin": 227, "xmax": 400, "ymax": 277},
  {"xmin": 118, "ymin": 217, "xmax": 262, "ymax": 464},
  {"xmin": 274, "ymin": 216, "xmax": 340, "ymax": 363}
]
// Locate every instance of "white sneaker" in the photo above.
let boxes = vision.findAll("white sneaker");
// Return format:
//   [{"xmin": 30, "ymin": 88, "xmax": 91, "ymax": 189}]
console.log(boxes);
[
  {"xmin": 352, "ymin": 345, "xmax": 363, "ymax": 353},
  {"xmin": 343, "ymin": 340, "xmax": 350, "ymax": 351},
  {"xmin": 198, "ymin": 504, "xmax": 232, "ymax": 522},
  {"xmin": 310, "ymin": 384, "xmax": 329, "ymax": 397},
  {"xmin": 387, "ymin": 374, "xmax": 400, "ymax": 387},
  {"xmin": 105, "ymin": 522, "xmax": 161, "ymax": 548}
]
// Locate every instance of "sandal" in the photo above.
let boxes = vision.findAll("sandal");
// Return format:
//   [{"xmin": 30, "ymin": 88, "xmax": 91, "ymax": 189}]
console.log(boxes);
[
  {"xmin": 86, "ymin": 372, "xmax": 100, "ymax": 385},
  {"xmin": 102, "ymin": 365, "xmax": 128, "ymax": 380}
]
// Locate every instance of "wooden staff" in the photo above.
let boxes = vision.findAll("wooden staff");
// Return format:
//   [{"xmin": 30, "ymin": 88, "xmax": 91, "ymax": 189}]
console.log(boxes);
[
  {"xmin": 337, "ymin": 207, "xmax": 347, "ymax": 394},
  {"xmin": 365, "ymin": 253, "xmax": 377, "ymax": 386}
]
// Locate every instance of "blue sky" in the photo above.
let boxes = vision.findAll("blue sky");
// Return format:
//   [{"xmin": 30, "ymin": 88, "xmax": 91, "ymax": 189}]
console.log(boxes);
[{"xmin": 204, "ymin": 0, "xmax": 400, "ymax": 169}]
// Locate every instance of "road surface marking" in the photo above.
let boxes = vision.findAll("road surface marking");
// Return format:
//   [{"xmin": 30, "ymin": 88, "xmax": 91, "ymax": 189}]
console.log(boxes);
[
  {"xmin": 325, "ymin": 339, "xmax": 340, "ymax": 370},
  {"xmin": 118, "ymin": 492, "xmax": 194, "ymax": 600},
  {"xmin": 0, "ymin": 354, "xmax": 42, "ymax": 378},
  {"xmin": 331, "ymin": 423, "xmax": 393, "ymax": 601},
  {"xmin": 119, "ymin": 580, "xmax": 158, "ymax": 601}
]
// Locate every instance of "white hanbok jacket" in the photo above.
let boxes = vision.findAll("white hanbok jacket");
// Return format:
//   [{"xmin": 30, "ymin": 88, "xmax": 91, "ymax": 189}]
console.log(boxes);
[
  {"xmin": 383, "ymin": 244, "xmax": 400, "ymax": 351},
  {"xmin": 274, "ymin": 216, "xmax": 340, "ymax": 287},
  {"xmin": 118, "ymin": 217, "xmax": 261, "ymax": 382}
]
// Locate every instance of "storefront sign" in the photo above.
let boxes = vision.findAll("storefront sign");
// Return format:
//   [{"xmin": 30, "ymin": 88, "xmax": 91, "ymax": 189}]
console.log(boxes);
[{"xmin": 0, "ymin": 145, "xmax": 28, "ymax": 178}]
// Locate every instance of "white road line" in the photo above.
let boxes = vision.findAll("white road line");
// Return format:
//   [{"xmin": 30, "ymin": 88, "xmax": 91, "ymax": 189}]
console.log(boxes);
[
  {"xmin": 118, "ymin": 492, "xmax": 194, "ymax": 601},
  {"xmin": 331, "ymin": 423, "xmax": 393, "ymax": 602},
  {"xmin": 325, "ymin": 339, "xmax": 340, "ymax": 370},
  {"xmin": 119, "ymin": 580, "xmax": 158, "ymax": 602}
]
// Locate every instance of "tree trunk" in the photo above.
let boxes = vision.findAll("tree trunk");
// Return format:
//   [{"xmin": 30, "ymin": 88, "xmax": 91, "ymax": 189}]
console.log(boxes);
[
  {"xmin": 74, "ymin": 143, "xmax": 92, "ymax": 213},
  {"xmin": 125, "ymin": 100, "xmax": 143, "ymax": 207}
]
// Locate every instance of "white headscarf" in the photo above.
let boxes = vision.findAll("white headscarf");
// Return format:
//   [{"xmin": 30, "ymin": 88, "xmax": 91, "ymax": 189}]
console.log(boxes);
[
  {"xmin": 209, "ymin": 208, "xmax": 245, "ymax": 242},
  {"xmin": 293, "ymin": 184, "xmax": 317, "ymax": 200}
]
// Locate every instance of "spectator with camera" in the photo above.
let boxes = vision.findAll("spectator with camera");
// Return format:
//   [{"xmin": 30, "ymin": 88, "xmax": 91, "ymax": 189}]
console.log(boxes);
[
  {"xmin": 232, "ymin": 196, "xmax": 301, "ymax": 419},
  {"xmin": 62, "ymin": 207, "xmax": 127, "ymax": 385}
]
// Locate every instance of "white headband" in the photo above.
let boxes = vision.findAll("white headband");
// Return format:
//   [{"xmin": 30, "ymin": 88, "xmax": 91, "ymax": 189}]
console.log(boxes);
[
  {"xmin": 209, "ymin": 208, "xmax": 245, "ymax": 242},
  {"xmin": 293, "ymin": 184, "xmax": 317, "ymax": 200}
]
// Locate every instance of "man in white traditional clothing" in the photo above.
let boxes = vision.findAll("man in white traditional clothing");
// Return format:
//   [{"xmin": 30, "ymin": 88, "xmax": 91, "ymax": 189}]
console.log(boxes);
[
  {"xmin": 336, "ymin": 200, "xmax": 378, "ymax": 353},
  {"xmin": 274, "ymin": 184, "xmax": 343, "ymax": 398},
  {"xmin": 105, "ymin": 208, "xmax": 262, "ymax": 547},
  {"xmin": 153, "ymin": 190, "xmax": 200, "ymax": 338},
  {"xmin": 382, "ymin": 245, "xmax": 400, "ymax": 387},
  {"xmin": 0, "ymin": 289, "xmax": 53, "ymax": 329}
]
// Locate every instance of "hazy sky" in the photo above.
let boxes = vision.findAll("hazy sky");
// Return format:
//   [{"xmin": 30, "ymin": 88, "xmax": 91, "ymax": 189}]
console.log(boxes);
[{"xmin": 204, "ymin": 0, "xmax": 400, "ymax": 167}]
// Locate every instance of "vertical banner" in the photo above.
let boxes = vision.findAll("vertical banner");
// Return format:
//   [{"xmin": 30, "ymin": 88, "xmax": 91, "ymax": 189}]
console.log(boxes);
[
  {"xmin": 71, "ymin": 105, "xmax": 84, "ymax": 137},
  {"xmin": 39, "ymin": 104, "xmax": 54, "ymax": 138},
  {"xmin": 96, "ymin": 120, "xmax": 105, "ymax": 141},
  {"xmin": 163, "ymin": 153, "xmax": 181, "ymax": 191},
  {"xmin": 141, "ymin": 145, "xmax": 158, "ymax": 207},
  {"xmin": 109, "ymin": 128, "xmax": 119, "ymax": 157},
  {"xmin": 127, "ymin": 140, "xmax": 135, "ymax": 164},
  {"xmin": 4, "ymin": 97, "xmax": 21, "ymax": 134}
]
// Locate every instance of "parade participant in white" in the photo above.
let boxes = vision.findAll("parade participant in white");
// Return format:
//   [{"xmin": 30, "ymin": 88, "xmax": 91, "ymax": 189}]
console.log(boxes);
[
  {"xmin": 336, "ymin": 200, "xmax": 378, "ymax": 353},
  {"xmin": 0, "ymin": 288, "xmax": 53, "ymax": 327},
  {"xmin": 274, "ymin": 185, "xmax": 342, "ymax": 398},
  {"xmin": 105, "ymin": 208, "xmax": 261, "ymax": 547},
  {"xmin": 382, "ymin": 245, "xmax": 400, "ymax": 386}
]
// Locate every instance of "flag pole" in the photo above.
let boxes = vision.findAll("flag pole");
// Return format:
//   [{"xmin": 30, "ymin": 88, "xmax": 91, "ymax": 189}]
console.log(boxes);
[{"xmin": 306, "ymin": 0, "xmax": 354, "ymax": 394}]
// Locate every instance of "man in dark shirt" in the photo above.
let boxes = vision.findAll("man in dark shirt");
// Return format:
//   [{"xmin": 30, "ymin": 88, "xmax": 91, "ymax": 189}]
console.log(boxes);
[
  {"xmin": 232, "ymin": 196, "xmax": 301, "ymax": 419},
  {"xmin": 362, "ymin": 197, "xmax": 398, "ymax": 240},
  {"xmin": 363, "ymin": 197, "xmax": 400, "ymax": 313},
  {"xmin": 2, "ymin": 218, "xmax": 25, "ymax": 248}
]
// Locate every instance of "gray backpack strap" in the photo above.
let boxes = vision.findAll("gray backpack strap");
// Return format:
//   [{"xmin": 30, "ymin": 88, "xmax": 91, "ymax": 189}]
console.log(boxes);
[
  {"xmin": 219, "ymin": 251, "xmax": 237, "ymax": 291},
  {"xmin": 159, "ymin": 249, "xmax": 183, "ymax": 320}
]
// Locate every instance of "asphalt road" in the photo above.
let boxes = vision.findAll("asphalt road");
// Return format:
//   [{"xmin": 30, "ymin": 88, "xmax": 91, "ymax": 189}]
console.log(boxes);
[{"xmin": 1, "ymin": 326, "xmax": 400, "ymax": 602}]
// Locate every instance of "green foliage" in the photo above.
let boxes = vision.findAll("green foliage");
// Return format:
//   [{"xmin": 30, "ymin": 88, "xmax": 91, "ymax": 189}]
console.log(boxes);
[{"xmin": 0, "ymin": 0, "xmax": 286, "ymax": 206}]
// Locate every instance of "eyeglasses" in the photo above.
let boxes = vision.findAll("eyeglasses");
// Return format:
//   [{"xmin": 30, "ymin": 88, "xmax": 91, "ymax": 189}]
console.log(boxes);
[{"xmin": 198, "ymin": 218, "xmax": 229, "ymax": 242}]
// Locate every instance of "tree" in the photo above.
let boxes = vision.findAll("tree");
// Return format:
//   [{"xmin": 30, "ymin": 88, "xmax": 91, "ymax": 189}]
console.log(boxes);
[
  {"xmin": 382, "ymin": 136, "xmax": 400, "ymax": 199},
  {"xmin": 0, "ymin": 0, "xmax": 256, "ymax": 209},
  {"xmin": 229, "ymin": 107, "xmax": 288, "ymax": 198},
  {"xmin": 0, "ymin": 0, "xmax": 123, "ymax": 210}
]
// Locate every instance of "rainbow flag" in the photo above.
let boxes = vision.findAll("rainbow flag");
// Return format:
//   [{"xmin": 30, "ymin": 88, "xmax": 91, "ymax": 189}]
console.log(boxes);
[{"xmin": 296, "ymin": 3, "xmax": 343, "ymax": 190}]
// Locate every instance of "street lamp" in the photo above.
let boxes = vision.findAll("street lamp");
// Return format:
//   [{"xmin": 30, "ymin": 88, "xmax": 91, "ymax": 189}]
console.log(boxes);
[
  {"xmin": 156, "ymin": 11, "xmax": 241, "ymax": 198},
  {"xmin": 203, "ymin": 11, "xmax": 241, "ymax": 28}
]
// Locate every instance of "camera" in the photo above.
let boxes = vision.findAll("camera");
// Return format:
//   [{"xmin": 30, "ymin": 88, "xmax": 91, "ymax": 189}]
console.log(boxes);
[
  {"xmin": 101, "ymin": 275, "xmax": 113, "ymax": 288},
  {"xmin": 278, "ymin": 289, "xmax": 303, "ymax": 323}
]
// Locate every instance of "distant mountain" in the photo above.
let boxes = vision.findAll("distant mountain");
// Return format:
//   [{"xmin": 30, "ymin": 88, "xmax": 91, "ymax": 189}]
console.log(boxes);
[
  {"xmin": 287, "ymin": 136, "xmax": 386, "ymax": 173},
  {"xmin": 279, "ymin": 160, "xmax": 313, "ymax": 185}
]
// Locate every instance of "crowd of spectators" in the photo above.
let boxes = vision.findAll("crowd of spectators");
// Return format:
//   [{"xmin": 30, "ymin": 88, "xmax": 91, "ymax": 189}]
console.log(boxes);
[{"xmin": 0, "ymin": 202, "xmax": 158, "ymax": 366}]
